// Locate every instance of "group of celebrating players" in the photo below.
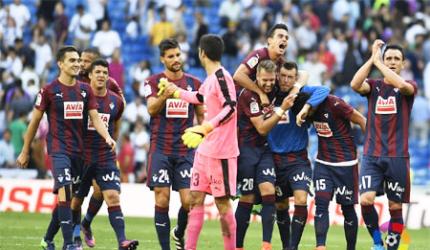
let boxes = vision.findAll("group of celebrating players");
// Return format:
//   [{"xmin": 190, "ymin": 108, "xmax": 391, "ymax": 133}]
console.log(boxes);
[{"xmin": 17, "ymin": 22, "xmax": 416, "ymax": 250}]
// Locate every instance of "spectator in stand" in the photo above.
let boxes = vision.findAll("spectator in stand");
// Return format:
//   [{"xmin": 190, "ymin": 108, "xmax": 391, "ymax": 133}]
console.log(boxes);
[
  {"xmin": 69, "ymin": 4, "xmax": 97, "ymax": 51},
  {"xmin": 221, "ymin": 22, "xmax": 240, "ymax": 74},
  {"xmin": 149, "ymin": 7, "xmax": 175, "ymax": 67},
  {"xmin": 118, "ymin": 133, "xmax": 135, "ymax": 183},
  {"xmin": 0, "ymin": 129, "xmax": 14, "ymax": 168},
  {"xmin": 131, "ymin": 59, "xmax": 151, "ymax": 86},
  {"xmin": 92, "ymin": 19, "xmax": 122, "ymax": 59},
  {"xmin": 36, "ymin": 0, "xmax": 58, "ymax": 23},
  {"xmin": 3, "ymin": 16, "xmax": 22, "ymax": 47},
  {"xmin": 123, "ymin": 96, "xmax": 150, "ymax": 125},
  {"xmin": 30, "ymin": 33, "xmax": 53, "ymax": 83},
  {"xmin": 109, "ymin": 48, "xmax": 125, "ymax": 90},
  {"xmin": 301, "ymin": 51, "xmax": 327, "ymax": 87},
  {"xmin": 2, "ymin": 46, "xmax": 23, "ymax": 78},
  {"xmin": 8, "ymin": 0, "xmax": 30, "ymax": 35},
  {"xmin": 5, "ymin": 80, "xmax": 32, "ymax": 122},
  {"xmin": 87, "ymin": 0, "xmax": 109, "ymax": 30},
  {"xmin": 15, "ymin": 38, "xmax": 35, "ymax": 69},
  {"xmin": 411, "ymin": 90, "xmax": 430, "ymax": 147},
  {"xmin": 218, "ymin": 0, "xmax": 242, "ymax": 28},
  {"xmin": 9, "ymin": 111, "xmax": 27, "ymax": 158},
  {"xmin": 52, "ymin": 2, "xmax": 68, "ymax": 52},
  {"xmin": 192, "ymin": 11, "xmax": 208, "ymax": 67},
  {"xmin": 129, "ymin": 118, "xmax": 149, "ymax": 183}
]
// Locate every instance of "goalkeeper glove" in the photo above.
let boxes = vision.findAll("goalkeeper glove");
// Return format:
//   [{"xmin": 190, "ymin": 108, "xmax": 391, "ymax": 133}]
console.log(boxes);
[
  {"xmin": 181, "ymin": 122, "xmax": 214, "ymax": 148},
  {"xmin": 157, "ymin": 78, "xmax": 168, "ymax": 96}
]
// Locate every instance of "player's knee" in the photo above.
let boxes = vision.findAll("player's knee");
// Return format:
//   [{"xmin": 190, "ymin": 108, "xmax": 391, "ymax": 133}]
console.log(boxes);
[
  {"xmin": 71, "ymin": 197, "xmax": 83, "ymax": 210},
  {"xmin": 154, "ymin": 188, "xmax": 170, "ymax": 207},
  {"xmin": 189, "ymin": 191, "xmax": 205, "ymax": 208},
  {"xmin": 276, "ymin": 199, "xmax": 289, "ymax": 210},
  {"xmin": 215, "ymin": 196, "xmax": 231, "ymax": 214},
  {"xmin": 103, "ymin": 190, "xmax": 120, "ymax": 206},
  {"xmin": 239, "ymin": 194, "xmax": 255, "ymax": 203},
  {"xmin": 294, "ymin": 193, "xmax": 307, "ymax": 205},
  {"xmin": 315, "ymin": 196, "xmax": 330, "ymax": 210},
  {"xmin": 258, "ymin": 182, "xmax": 275, "ymax": 196},
  {"xmin": 388, "ymin": 200, "xmax": 402, "ymax": 210},
  {"xmin": 92, "ymin": 186, "xmax": 103, "ymax": 200},
  {"xmin": 58, "ymin": 184, "xmax": 73, "ymax": 202},
  {"xmin": 360, "ymin": 193, "xmax": 375, "ymax": 206}
]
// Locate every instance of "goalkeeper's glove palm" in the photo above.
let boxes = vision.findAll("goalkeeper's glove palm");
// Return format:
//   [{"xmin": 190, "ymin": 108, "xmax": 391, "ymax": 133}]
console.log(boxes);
[{"xmin": 181, "ymin": 123, "xmax": 214, "ymax": 148}]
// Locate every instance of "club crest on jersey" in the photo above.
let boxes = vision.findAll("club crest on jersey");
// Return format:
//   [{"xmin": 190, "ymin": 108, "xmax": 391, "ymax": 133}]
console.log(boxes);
[
  {"xmin": 109, "ymin": 102, "xmax": 115, "ymax": 110},
  {"xmin": 375, "ymin": 96, "xmax": 397, "ymax": 114},
  {"xmin": 250, "ymin": 101, "xmax": 260, "ymax": 114},
  {"xmin": 313, "ymin": 121, "xmax": 333, "ymax": 137},
  {"xmin": 166, "ymin": 98, "xmax": 189, "ymax": 118},
  {"xmin": 64, "ymin": 101, "xmax": 84, "ymax": 119},
  {"xmin": 143, "ymin": 82, "xmax": 152, "ymax": 97},
  {"xmin": 81, "ymin": 90, "xmax": 87, "ymax": 98},
  {"xmin": 35, "ymin": 93, "xmax": 42, "ymax": 106},
  {"xmin": 88, "ymin": 113, "xmax": 110, "ymax": 130},
  {"xmin": 246, "ymin": 55, "xmax": 259, "ymax": 68}
]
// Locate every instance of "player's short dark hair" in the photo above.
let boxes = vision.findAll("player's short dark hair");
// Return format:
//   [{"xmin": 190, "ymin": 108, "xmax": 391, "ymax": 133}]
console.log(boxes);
[
  {"xmin": 56, "ymin": 46, "xmax": 79, "ymax": 62},
  {"xmin": 267, "ymin": 23, "xmax": 289, "ymax": 38},
  {"xmin": 257, "ymin": 60, "xmax": 277, "ymax": 74},
  {"xmin": 199, "ymin": 34, "xmax": 224, "ymax": 61},
  {"xmin": 290, "ymin": 92, "xmax": 311, "ymax": 117},
  {"xmin": 82, "ymin": 47, "xmax": 101, "ymax": 57},
  {"xmin": 89, "ymin": 58, "xmax": 109, "ymax": 72},
  {"xmin": 282, "ymin": 61, "xmax": 298, "ymax": 73},
  {"xmin": 159, "ymin": 38, "xmax": 180, "ymax": 56},
  {"xmin": 382, "ymin": 44, "xmax": 405, "ymax": 61}
]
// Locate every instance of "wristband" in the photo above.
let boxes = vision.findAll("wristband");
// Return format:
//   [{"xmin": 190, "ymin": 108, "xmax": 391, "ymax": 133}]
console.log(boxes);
[
  {"xmin": 275, "ymin": 108, "xmax": 285, "ymax": 117},
  {"xmin": 293, "ymin": 83, "xmax": 302, "ymax": 89}
]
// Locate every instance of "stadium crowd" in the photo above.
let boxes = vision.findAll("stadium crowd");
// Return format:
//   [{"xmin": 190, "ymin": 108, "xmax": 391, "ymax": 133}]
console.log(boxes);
[{"xmin": 0, "ymin": 0, "xmax": 429, "ymax": 185}]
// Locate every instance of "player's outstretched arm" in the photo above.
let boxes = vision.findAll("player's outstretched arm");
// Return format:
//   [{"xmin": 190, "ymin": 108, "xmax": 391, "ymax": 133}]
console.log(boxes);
[
  {"xmin": 89, "ymin": 109, "xmax": 116, "ymax": 151},
  {"xmin": 350, "ymin": 109, "xmax": 367, "ymax": 133},
  {"xmin": 234, "ymin": 64, "xmax": 269, "ymax": 105},
  {"xmin": 16, "ymin": 108, "xmax": 44, "ymax": 168}
]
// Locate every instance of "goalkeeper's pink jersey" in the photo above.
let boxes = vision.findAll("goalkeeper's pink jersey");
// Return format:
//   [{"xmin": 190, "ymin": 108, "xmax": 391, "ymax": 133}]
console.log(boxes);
[{"xmin": 197, "ymin": 67, "xmax": 239, "ymax": 159}]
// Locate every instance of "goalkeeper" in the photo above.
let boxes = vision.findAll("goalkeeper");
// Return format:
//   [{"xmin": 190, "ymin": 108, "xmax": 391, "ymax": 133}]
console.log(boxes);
[{"xmin": 161, "ymin": 34, "xmax": 239, "ymax": 250}]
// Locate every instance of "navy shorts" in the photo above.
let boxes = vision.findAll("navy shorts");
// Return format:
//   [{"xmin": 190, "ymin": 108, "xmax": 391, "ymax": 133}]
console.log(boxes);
[
  {"xmin": 314, "ymin": 161, "xmax": 358, "ymax": 205},
  {"xmin": 146, "ymin": 150, "xmax": 193, "ymax": 191},
  {"xmin": 273, "ymin": 150, "xmax": 312, "ymax": 201},
  {"xmin": 360, "ymin": 156, "xmax": 410, "ymax": 203},
  {"xmin": 77, "ymin": 161, "xmax": 121, "ymax": 198},
  {"xmin": 237, "ymin": 146, "xmax": 276, "ymax": 195},
  {"xmin": 49, "ymin": 154, "xmax": 84, "ymax": 193}
]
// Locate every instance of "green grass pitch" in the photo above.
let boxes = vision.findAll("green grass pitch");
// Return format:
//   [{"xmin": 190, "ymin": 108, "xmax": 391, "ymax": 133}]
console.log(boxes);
[{"xmin": 0, "ymin": 212, "xmax": 428, "ymax": 249}]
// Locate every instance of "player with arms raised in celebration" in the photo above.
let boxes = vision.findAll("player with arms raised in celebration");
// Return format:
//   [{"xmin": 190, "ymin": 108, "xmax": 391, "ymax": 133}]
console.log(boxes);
[{"xmin": 351, "ymin": 40, "xmax": 416, "ymax": 250}]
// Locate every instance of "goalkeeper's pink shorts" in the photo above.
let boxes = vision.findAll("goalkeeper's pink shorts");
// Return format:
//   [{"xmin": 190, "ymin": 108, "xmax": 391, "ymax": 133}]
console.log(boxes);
[{"xmin": 190, "ymin": 152, "xmax": 237, "ymax": 198}]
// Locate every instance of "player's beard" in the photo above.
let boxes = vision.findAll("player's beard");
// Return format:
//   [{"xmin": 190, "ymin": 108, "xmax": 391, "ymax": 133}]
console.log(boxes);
[{"xmin": 167, "ymin": 63, "xmax": 182, "ymax": 73}]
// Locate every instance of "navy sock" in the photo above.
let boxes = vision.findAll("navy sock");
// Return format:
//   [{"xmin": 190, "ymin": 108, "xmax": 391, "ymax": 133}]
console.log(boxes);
[
  {"xmin": 72, "ymin": 208, "xmax": 81, "ymax": 238},
  {"xmin": 155, "ymin": 205, "xmax": 170, "ymax": 250},
  {"xmin": 176, "ymin": 206, "xmax": 188, "ymax": 238},
  {"xmin": 276, "ymin": 208, "xmax": 290, "ymax": 248},
  {"xmin": 261, "ymin": 195, "xmax": 276, "ymax": 243},
  {"xmin": 341, "ymin": 205, "xmax": 358, "ymax": 250},
  {"xmin": 45, "ymin": 205, "xmax": 60, "ymax": 241},
  {"xmin": 82, "ymin": 197, "xmax": 103, "ymax": 227},
  {"xmin": 235, "ymin": 201, "xmax": 252, "ymax": 248},
  {"xmin": 108, "ymin": 205, "xmax": 126, "ymax": 244},
  {"xmin": 290, "ymin": 205, "xmax": 308, "ymax": 248},
  {"xmin": 387, "ymin": 209, "xmax": 403, "ymax": 250},
  {"xmin": 58, "ymin": 201, "xmax": 73, "ymax": 245},
  {"xmin": 361, "ymin": 204, "xmax": 382, "ymax": 245},
  {"xmin": 314, "ymin": 196, "xmax": 330, "ymax": 247}
]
